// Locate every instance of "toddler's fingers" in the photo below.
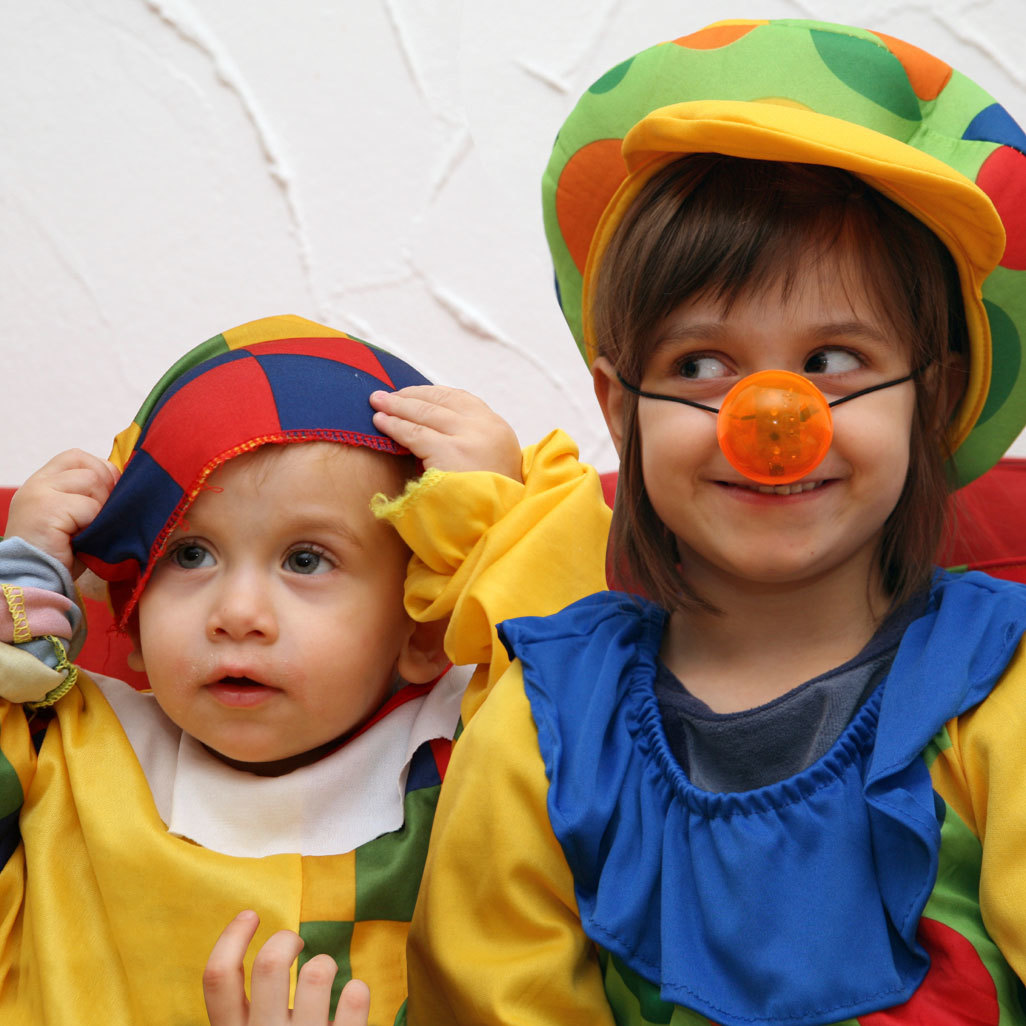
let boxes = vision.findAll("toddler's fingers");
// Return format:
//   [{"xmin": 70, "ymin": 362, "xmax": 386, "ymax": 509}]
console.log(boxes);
[
  {"xmin": 202, "ymin": 910, "xmax": 260, "ymax": 1026},
  {"xmin": 332, "ymin": 979, "xmax": 371, "ymax": 1026},
  {"xmin": 370, "ymin": 410, "xmax": 442, "ymax": 457},
  {"xmin": 31, "ymin": 449, "xmax": 119, "ymax": 492},
  {"xmin": 370, "ymin": 388, "xmax": 467, "ymax": 433},
  {"xmin": 249, "ymin": 929, "xmax": 305, "ymax": 1025},
  {"xmin": 291, "ymin": 954, "xmax": 339, "ymax": 1026}
]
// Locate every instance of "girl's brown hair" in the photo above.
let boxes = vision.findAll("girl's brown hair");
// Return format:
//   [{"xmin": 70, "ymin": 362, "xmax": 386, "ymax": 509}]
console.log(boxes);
[{"xmin": 592, "ymin": 155, "xmax": 967, "ymax": 613}]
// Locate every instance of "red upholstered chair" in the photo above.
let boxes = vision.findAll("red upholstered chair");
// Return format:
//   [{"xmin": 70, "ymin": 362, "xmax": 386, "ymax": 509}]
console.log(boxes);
[
  {"xmin": 1, "ymin": 486, "xmax": 149, "ymax": 689},
  {"xmin": 3, "ymin": 461, "xmax": 1026, "ymax": 686}
]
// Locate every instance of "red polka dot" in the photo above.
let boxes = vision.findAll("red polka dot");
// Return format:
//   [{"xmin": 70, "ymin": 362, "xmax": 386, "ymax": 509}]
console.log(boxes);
[
  {"xmin": 976, "ymin": 146, "xmax": 1026, "ymax": 270},
  {"xmin": 869, "ymin": 31, "xmax": 952, "ymax": 100},
  {"xmin": 858, "ymin": 918, "xmax": 998, "ymax": 1024},
  {"xmin": 556, "ymin": 138, "xmax": 627, "ymax": 274}
]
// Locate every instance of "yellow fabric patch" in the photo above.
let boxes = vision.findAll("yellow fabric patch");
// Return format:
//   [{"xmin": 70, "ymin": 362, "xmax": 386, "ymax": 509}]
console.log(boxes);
[{"xmin": 300, "ymin": 851, "xmax": 357, "ymax": 922}]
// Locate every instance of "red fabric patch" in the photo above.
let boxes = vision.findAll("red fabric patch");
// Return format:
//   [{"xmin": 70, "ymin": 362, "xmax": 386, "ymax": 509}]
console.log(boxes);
[
  {"xmin": 141, "ymin": 358, "xmax": 280, "ymax": 489},
  {"xmin": 246, "ymin": 337, "xmax": 396, "ymax": 388},
  {"xmin": 429, "ymin": 736, "xmax": 453, "ymax": 781},
  {"xmin": 859, "ymin": 918, "xmax": 999, "ymax": 1024},
  {"xmin": 976, "ymin": 146, "xmax": 1026, "ymax": 271}
]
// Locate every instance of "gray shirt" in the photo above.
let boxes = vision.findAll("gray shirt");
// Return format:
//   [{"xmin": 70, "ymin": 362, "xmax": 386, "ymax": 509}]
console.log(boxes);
[{"xmin": 654, "ymin": 599, "xmax": 924, "ymax": 793}]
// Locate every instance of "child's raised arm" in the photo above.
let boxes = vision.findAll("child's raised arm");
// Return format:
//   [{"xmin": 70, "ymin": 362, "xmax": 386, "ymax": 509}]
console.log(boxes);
[
  {"xmin": 369, "ymin": 384, "xmax": 611, "ymax": 724},
  {"xmin": 203, "ymin": 912, "xmax": 370, "ymax": 1026},
  {"xmin": 5, "ymin": 448, "xmax": 119, "ymax": 578},
  {"xmin": 1, "ymin": 449, "xmax": 118, "ymax": 707}
]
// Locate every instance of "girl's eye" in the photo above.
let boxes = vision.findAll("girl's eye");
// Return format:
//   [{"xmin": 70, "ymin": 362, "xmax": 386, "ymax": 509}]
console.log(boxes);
[
  {"xmin": 285, "ymin": 549, "xmax": 331, "ymax": 575},
  {"xmin": 171, "ymin": 544, "xmax": 214, "ymax": 570},
  {"xmin": 804, "ymin": 349, "xmax": 862, "ymax": 375},
  {"xmin": 677, "ymin": 355, "xmax": 730, "ymax": 380}
]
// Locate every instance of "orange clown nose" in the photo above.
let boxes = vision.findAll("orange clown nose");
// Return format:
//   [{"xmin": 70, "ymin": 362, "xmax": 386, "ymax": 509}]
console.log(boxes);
[{"xmin": 716, "ymin": 370, "xmax": 833, "ymax": 485}]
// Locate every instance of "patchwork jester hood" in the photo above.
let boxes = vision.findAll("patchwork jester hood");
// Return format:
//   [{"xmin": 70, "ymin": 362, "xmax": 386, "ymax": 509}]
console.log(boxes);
[{"xmin": 73, "ymin": 314, "xmax": 430, "ymax": 629}]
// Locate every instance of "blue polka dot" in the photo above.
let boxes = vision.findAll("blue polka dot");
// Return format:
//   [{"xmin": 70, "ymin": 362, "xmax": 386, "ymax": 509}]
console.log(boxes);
[{"xmin": 963, "ymin": 103, "xmax": 1026, "ymax": 156}]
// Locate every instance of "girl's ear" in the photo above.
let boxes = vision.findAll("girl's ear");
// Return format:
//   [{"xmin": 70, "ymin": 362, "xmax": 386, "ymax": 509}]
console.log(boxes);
[
  {"xmin": 593, "ymin": 356, "xmax": 627, "ymax": 457},
  {"xmin": 943, "ymin": 352, "xmax": 968, "ymax": 423},
  {"xmin": 396, "ymin": 618, "xmax": 450, "ymax": 685}
]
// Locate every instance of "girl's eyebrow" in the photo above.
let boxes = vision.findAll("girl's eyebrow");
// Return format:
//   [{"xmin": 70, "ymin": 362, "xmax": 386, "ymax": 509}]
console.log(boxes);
[
  {"xmin": 651, "ymin": 322, "xmax": 728, "ymax": 348},
  {"xmin": 807, "ymin": 321, "xmax": 894, "ymax": 346}
]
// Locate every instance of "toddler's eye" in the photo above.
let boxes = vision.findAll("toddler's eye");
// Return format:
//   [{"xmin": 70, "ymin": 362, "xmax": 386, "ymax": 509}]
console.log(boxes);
[
  {"xmin": 285, "ymin": 549, "xmax": 330, "ymax": 575},
  {"xmin": 804, "ymin": 349, "xmax": 861, "ymax": 375},
  {"xmin": 171, "ymin": 544, "xmax": 213, "ymax": 570},
  {"xmin": 678, "ymin": 355, "xmax": 730, "ymax": 380}
]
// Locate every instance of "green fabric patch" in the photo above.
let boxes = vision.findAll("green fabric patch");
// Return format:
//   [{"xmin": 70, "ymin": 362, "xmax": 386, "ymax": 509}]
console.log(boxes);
[
  {"xmin": 0, "ymin": 742, "xmax": 23, "ymax": 820},
  {"xmin": 977, "ymin": 299, "xmax": 1021, "ymax": 427},
  {"xmin": 297, "ymin": 919, "xmax": 354, "ymax": 1019},
  {"xmin": 810, "ymin": 29, "xmax": 921, "ymax": 122},
  {"xmin": 354, "ymin": 786, "xmax": 438, "ymax": 921},
  {"xmin": 590, "ymin": 58, "xmax": 634, "ymax": 95}
]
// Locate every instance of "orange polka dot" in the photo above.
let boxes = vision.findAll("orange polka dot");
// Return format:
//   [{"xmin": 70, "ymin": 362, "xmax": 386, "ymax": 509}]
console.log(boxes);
[
  {"xmin": 556, "ymin": 138, "xmax": 627, "ymax": 275},
  {"xmin": 869, "ymin": 30, "xmax": 952, "ymax": 100},
  {"xmin": 672, "ymin": 21, "xmax": 760, "ymax": 50}
]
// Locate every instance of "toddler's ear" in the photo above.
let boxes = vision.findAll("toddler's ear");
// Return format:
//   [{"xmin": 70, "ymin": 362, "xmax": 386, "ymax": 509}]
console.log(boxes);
[
  {"xmin": 125, "ymin": 623, "xmax": 146, "ymax": 673},
  {"xmin": 396, "ymin": 618, "xmax": 450, "ymax": 685}
]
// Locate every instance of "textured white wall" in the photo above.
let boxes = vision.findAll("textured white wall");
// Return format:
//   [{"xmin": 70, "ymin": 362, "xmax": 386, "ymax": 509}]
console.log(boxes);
[{"xmin": 4, "ymin": 0, "xmax": 1026, "ymax": 485}]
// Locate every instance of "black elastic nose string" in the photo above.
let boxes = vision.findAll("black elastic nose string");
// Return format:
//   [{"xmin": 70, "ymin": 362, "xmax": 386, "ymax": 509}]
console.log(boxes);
[{"xmin": 615, "ymin": 370, "xmax": 917, "ymax": 412}]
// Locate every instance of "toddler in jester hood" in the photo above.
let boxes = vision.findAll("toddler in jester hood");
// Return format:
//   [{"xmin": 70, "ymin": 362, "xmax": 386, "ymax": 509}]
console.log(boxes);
[{"xmin": 0, "ymin": 314, "xmax": 610, "ymax": 1025}]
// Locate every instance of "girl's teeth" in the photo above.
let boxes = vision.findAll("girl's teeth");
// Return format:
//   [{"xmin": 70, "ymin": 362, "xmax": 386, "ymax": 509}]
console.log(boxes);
[{"xmin": 748, "ymin": 481, "xmax": 822, "ymax": 495}]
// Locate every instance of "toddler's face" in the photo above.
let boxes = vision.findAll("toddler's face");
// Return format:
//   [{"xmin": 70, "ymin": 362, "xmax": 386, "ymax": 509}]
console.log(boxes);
[{"xmin": 134, "ymin": 442, "xmax": 421, "ymax": 775}]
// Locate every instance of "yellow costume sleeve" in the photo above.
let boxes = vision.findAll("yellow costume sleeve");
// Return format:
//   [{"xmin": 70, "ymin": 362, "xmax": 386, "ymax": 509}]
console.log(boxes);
[
  {"xmin": 374, "ymin": 429, "xmax": 610, "ymax": 724},
  {"xmin": 405, "ymin": 664, "xmax": 615, "ymax": 1025},
  {"xmin": 941, "ymin": 635, "xmax": 1026, "ymax": 981}
]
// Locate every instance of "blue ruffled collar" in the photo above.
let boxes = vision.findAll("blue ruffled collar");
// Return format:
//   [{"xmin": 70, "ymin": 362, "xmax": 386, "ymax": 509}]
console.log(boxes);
[{"xmin": 501, "ymin": 571, "xmax": 1026, "ymax": 1026}]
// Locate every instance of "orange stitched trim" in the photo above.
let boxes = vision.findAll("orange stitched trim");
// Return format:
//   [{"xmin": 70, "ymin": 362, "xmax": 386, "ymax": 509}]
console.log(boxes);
[{"xmin": 1, "ymin": 583, "xmax": 31, "ymax": 643}]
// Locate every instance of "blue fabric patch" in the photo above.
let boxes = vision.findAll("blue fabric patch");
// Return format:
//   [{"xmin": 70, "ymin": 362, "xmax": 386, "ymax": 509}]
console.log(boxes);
[
  {"xmin": 963, "ymin": 102, "xmax": 1026, "ymax": 155},
  {"xmin": 255, "ymin": 353, "xmax": 394, "ymax": 436},
  {"xmin": 501, "ymin": 572, "xmax": 1026, "ymax": 1025},
  {"xmin": 73, "ymin": 449, "xmax": 182, "ymax": 572},
  {"xmin": 405, "ymin": 741, "xmax": 444, "ymax": 793}
]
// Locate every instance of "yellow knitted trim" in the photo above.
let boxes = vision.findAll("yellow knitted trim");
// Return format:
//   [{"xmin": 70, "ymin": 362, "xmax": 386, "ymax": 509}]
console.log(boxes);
[
  {"xmin": 371, "ymin": 467, "xmax": 448, "ymax": 521},
  {"xmin": 1, "ymin": 583, "xmax": 31, "ymax": 643},
  {"xmin": 26, "ymin": 636, "xmax": 79, "ymax": 709}
]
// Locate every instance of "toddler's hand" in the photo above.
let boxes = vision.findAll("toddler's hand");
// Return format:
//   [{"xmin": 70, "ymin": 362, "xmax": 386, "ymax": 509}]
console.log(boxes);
[
  {"xmin": 203, "ymin": 911, "xmax": 370, "ymax": 1026},
  {"xmin": 6, "ymin": 449, "xmax": 119, "ymax": 577},
  {"xmin": 370, "ymin": 386, "xmax": 522, "ymax": 481}
]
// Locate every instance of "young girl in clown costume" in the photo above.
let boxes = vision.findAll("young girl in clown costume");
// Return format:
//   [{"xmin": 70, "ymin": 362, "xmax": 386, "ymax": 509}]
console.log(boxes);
[{"xmin": 402, "ymin": 19, "xmax": 1026, "ymax": 1026}]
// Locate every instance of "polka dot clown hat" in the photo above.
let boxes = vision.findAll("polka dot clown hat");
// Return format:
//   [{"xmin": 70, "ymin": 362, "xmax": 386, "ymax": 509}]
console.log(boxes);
[
  {"xmin": 73, "ymin": 314, "xmax": 430, "ymax": 628},
  {"xmin": 541, "ymin": 18, "xmax": 1026, "ymax": 486}
]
